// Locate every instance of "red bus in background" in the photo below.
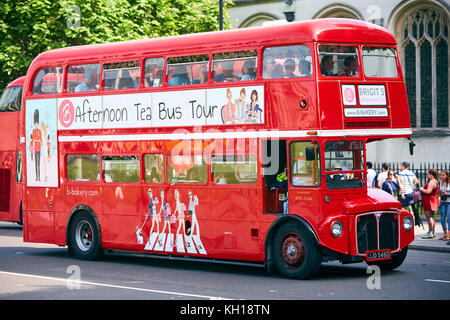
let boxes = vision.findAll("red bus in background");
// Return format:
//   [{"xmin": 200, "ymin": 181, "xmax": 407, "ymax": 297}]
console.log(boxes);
[
  {"xmin": 21, "ymin": 19, "xmax": 414, "ymax": 279},
  {"xmin": 0, "ymin": 76, "xmax": 25, "ymax": 224}
]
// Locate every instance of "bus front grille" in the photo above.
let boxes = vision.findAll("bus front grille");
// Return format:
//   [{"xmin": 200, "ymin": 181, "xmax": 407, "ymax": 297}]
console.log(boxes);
[{"xmin": 356, "ymin": 212, "xmax": 399, "ymax": 255}]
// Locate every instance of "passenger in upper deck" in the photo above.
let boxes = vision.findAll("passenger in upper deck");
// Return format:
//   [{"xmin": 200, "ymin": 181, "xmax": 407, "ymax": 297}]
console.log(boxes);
[
  {"xmin": 283, "ymin": 59, "xmax": 297, "ymax": 78},
  {"xmin": 299, "ymin": 60, "xmax": 311, "ymax": 77},
  {"xmin": 192, "ymin": 66, "xmax": 208, "ymax": 84},
  {"xmin": 338, "ymin": 56, "xmax": 357, "ymax": 77},
  {"xmin": 74, "ymin": 71, "xmax": 97, "ymax": 92},
  {"xmin": 168, "ymin": 65, "xmax": 191, "ymax": 86},
  {"xmin": 214, "ymin": 61, "xmax": 239, "ymax": 82},
  {"xmin": 320, "ymin": 55, "xmax": 335, "ymax": 76}
]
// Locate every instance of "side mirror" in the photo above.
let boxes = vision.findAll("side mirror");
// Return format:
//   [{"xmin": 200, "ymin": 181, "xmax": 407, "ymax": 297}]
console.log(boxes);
[
  {"xmin": 409, "ymin": 139, "xmax": 415, "ymax": 156},
  {"xmin": 305, "ymin": 147, "xmax": 316, "ymax": 161}
]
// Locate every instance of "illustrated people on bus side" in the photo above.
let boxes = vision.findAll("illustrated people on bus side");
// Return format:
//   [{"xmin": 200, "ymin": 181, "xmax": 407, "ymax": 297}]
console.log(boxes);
[
  {"xmin": 241, "ymin": 60, "xmax": 256, "ymax": 81},
  {"xmin": 159, "ymin": 188, "xmax": 172, "ymax": 244},
  {"xmin": 248, "ymin": 89, "xmax": 262, "ymax": 123},
  {"xmin": 283, "ymin": 58, "xmax": 297, "ymax": 78},
  {"xmin": 320, "ymin": 55, "xmax": 335, "ymax": 76},
  {"xmin": 221, "ymin": 88, "xmax": 236, "ymax": 124},
  {"xmin": 377, "ymin": 162, "xmax": 390, "ymax": 188},
  {"xmin": 398, "ymin": 161, "xmax": 419, "ymax": 218},
  {"xmin": 40, "ymin": 122, "xmax": 48, "ymax": 182},
  {"xmin": 31, "ymin": 109, "xmax": 42, "ymax": 182},
  {"xmin": 420, "ymin": 169, "xmax": 440, "ymax": 239},
  {"xmin": 235, "ymin": 88, "xmax": 247, "ymax": 123},
  {"xmin": 74, "ymin": 71, "xmax": 96, "ymax": 92},
  {"xmin": 338, "ymin": 56, "xmax": 357, "ymax": 76},
  {"xmin": 187, "ymin": 190, "xmax": 200, "ymax": 238},
  {"xmin": 299, "ymin": 60, "xmax": 311, "ymax": 77},
  {"xmin": 438, "ymin": 170, "xmax": 450, "ymax": 241},
  {"xmin": 168, "ymin": 65, "xmax": 191, "ymax": 86},
  {"xmin": 381, "ymin": 170, "xmax": 400, "ymax": 197},
  {"xmin": 148, "ymin": 189, "xmax": 160, "ymax": 238},
  {"xmin": 174, "ymin": 189, "xmax": 187, "ymax": 237},
  {"xmin": 192, "ymin": 65, "xmax": 208, "ymax": 84},
  {"xmin": 136, "ymin": 189, "xmax": 155, "ymax": 244}
]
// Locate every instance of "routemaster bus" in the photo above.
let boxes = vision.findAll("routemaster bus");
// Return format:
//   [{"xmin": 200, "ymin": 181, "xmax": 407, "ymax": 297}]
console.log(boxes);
[
  {"xmin": 21, "ymin": 19, "xmax": 414, "ymax": 279},
  {"xmin": 0, "ymin": 76, "xmax": 25, "ymax": 224}
]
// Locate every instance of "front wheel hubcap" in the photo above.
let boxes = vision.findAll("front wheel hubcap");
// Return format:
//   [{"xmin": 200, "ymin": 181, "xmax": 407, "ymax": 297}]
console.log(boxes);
[{"xmin": 281, "ymin": 233, "xmax": 305, "ymax": 266}]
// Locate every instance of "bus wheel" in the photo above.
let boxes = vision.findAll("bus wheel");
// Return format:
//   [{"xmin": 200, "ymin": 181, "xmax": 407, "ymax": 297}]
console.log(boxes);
[
  {"xmin": 367, "ymin": 246, "xmax": 408, "ymax": 271},
  {"xmin": 69, "ymin": 211, "xmax": 103, "ymax": 261},
  {"xmin": 273, "ymin": 222, "xmax": 321, "ymax": 279}
]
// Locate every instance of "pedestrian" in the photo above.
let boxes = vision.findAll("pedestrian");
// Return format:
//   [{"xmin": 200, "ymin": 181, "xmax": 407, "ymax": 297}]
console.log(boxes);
[
  {"xmin": 366, "ymin": 161, "xmax": 376, "ymax": 187},
  {"xmin": 377, "ymin": 162, "xmax": 390, "ymax": 188},
  {"xmin": 398, "ymin": 161, "xmax": 419, "ymax": 217},
  {"xmin": 438, "ymin": 170, "xmax": 450, "ymax": 241},
  {"xmin": 420, "ymin": 169, "xmax": 440, "ymax": 239},
  {"xmin": 381, "ymin": 170, "xmax": 399, "ymax": 197}
]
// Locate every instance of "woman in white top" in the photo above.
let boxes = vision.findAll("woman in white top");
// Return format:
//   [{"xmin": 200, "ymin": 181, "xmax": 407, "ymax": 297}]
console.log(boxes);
[{"xmin": 438, "ymin": 170, "xmax": 450, "ymax": 241}]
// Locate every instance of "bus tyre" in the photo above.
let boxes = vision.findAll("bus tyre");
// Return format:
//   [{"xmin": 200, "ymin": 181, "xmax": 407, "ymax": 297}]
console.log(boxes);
[
  {"xmin": 69, "ymin": 211, "xmax": 103, "ymax": 261},
  {"xmin": 273, "ymin": 222, "xmax": 321, "ymax": 279},
  {"xmin": 367, "ymin": 246, "xmax": 408, "ymax": 271}
]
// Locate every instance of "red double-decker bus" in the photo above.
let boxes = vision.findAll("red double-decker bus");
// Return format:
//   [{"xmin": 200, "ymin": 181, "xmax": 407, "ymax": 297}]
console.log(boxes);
[
  {"xmin": 0, "ymin": 76, "xmax": 25, "ymax": 224},
  {"xmin": 21, "ymin": 19, "xmax": 414, "ymax": 279}
]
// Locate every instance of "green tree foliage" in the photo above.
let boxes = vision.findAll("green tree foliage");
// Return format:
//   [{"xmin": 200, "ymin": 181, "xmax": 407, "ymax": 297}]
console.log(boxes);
[{"xmin": 0, "ymin": 0, "xmax": 233, "ymax": 89}]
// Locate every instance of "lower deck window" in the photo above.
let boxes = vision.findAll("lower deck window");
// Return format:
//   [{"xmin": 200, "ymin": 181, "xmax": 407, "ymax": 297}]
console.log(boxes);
[
  {"xmin": 212, "ymin": 155, "xmax": 257, "ymax": 185},
  {"xmin": 167, "ymin": 155, "xmax": 206, "ymax": 184},
  {"xmin": 102, "ymin": 156, "xmax": 140, "ymax": 183},
  {"xmin": 67, "ymin": 155, "xmax": 99, "ymax": 182}
]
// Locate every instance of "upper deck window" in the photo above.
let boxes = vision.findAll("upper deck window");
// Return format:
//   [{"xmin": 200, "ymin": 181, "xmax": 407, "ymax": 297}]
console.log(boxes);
[
  {"xmin": 263, "ymin": 45, "xmax": 312, "ymax": 79},
  {"xmin": 144, "ymin": 58, "xmax": 164, "ymax": 87},
  {"xmin": 362, "ymin": 47, "xmax": 398, "ymax": 78},
  {"xmin": 318, "ymin": 45, "xmax": 358, "ymax": 77},
  {"xmin": 167, "ymin": 55, "xmax": 209, "ymax": 86},
  {"xmin": 32, "ymin": 67, "xmax": 64, "ymax": 95},
  {"xmin": 103, "ymin": 61, "xmax": 140, "ymax": 90},
  {"xmin": 0, "ymin": 85, "xmax": 22, "ymax": 112},
  {"xmin": 67, "ymin": 64, "xmax": 101, "ymax": 92},
  {"xmin": 213, "ymin": 50, "xmax": 257, "ymax": 82}
]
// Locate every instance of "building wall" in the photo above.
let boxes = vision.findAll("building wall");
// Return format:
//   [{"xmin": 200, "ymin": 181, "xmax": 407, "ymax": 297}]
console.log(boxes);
[{"xmin": 229, "ymin": 0, "xmax": 450, "ymax": 165}]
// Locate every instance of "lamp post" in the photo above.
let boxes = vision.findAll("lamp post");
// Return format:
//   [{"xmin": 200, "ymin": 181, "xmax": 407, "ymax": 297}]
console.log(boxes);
[{"xmin": 219, "ymin": 0, "xmax": 223, "ymax": 30}]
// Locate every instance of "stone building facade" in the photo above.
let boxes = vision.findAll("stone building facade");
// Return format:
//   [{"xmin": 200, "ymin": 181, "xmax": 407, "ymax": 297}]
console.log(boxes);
[{"xmin": 229, "ymin": 0, "xmax": 449, "ymax": 165}]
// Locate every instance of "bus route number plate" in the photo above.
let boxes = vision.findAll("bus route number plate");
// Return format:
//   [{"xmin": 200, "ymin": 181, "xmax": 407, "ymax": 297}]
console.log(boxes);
[{"xmin": 365, "ymin": 250, "xmax": 391, "ymax": 262}]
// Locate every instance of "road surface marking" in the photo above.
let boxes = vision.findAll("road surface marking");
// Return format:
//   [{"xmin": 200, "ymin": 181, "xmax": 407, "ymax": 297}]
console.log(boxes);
[
  {"xmin": 425, "ymin": 279, "xmax": 450, "ymax": 284},
  {"xmin": 0, "ymin": 270, "xmax": 232, "ymax": 299}
]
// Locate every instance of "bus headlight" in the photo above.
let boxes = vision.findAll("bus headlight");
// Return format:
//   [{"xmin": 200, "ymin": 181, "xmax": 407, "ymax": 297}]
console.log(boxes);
[
  {"xmin": 331, "ymin": 221, "xmax": 343, "ymax": 238},
  {"xmin": 403, "ymin": 216, "xmax": 413, "ymax": 231}
]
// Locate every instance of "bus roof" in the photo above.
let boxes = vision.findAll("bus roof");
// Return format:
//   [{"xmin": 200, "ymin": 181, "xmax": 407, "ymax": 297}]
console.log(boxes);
[
  {"xmin": 25, "ymin": 18, "xmax": 396, "ymax": 78},
  {"xmin": 7, "ymin": 76, "xmax": 26, "ymax": 88}
]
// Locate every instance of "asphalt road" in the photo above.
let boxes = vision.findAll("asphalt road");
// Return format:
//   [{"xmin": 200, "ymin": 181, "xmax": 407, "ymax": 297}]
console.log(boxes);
[{"xmin": 0, "ymin": 221, "xmax": 449, "ymax": 301}]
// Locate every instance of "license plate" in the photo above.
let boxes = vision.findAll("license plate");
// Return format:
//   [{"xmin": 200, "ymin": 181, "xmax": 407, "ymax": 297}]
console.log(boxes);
[{"xmin": 365, "ymin": 250, "xmax": 391, "ymax": 261}]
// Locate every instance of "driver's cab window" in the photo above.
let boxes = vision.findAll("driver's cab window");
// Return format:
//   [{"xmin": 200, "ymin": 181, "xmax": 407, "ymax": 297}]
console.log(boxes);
[{"xmin": 324, "ymin": 140, "xmax": 365, "ymax": 189}]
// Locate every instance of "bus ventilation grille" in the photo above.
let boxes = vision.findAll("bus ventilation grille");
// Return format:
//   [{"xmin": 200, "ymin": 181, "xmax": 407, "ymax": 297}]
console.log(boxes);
[
  {"xmin": 356, "ymin": 212, "xmax": 399, "ymax": 255},
  {"xmin": 345, "ymin": 121, "xmax": 389, "ymax": 128}
]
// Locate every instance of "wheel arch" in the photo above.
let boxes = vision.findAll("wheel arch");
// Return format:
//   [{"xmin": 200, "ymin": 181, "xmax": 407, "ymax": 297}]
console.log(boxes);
[
  {"xmin": 66, "ymin": 204, "xmax": 101, "ymax": 246},
  {"xmin": 264, "ymin": 214, "xmax": 321, "ymax": 268}
]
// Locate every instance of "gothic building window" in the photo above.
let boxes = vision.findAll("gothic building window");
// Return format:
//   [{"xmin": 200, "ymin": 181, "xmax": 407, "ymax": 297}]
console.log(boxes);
[{"xmin": 400, "ymin": 7, "xmax": 449, "ymax": 129}]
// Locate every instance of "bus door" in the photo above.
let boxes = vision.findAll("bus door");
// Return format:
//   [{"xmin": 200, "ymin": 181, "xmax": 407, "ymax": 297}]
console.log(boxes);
[
  {"xmin": 101, "ymin": 155, "xmax": 142, "ymax": 247},
  {"xmin": 287, "ymin": 140, "xmax": 322, "ymax": 227},
  {"xmin": 210, "ymin": 152, "xmax": 261, "ymax": 258}
]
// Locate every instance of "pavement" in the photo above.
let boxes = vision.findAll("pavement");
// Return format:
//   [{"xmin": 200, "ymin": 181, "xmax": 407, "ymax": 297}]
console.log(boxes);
[{"xmin": 410, "ymin": 217, "xmax": 450, "ymax": 252}]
